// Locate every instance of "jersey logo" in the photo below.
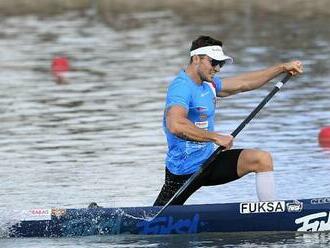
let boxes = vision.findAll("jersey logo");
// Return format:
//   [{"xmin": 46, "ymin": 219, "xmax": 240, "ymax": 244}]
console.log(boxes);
[
  {"xmin": 195, "ymin": 106, "xmax": 208, "ymax": 112},
  {"xmin": 200, "ymin": 92, "xmax": 209, "ymax": 97}
]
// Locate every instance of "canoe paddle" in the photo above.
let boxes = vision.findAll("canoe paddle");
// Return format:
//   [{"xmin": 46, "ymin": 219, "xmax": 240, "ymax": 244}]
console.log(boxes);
[{"xmin": 148, "ymin": 73, "xmax": 292, "ymax": 221}]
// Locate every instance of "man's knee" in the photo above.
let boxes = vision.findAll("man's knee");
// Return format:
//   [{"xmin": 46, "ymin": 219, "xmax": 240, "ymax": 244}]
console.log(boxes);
[
  {"xmin": 238, "ymin": 149, "xmax": 273, "ymax": 176},
  {"xmin": 254, "ymin": 150, "xmax": 273, "ymax": 172}
]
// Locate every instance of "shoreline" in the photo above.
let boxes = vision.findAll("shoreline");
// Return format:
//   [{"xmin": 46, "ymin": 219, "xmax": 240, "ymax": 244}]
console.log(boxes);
[
  {"xmin": 1, "ymin": 0, "xmax": 329, "ymax": 17},
  {"xmin": 0, "ymin": 0, "xmax": 90, "ymax": 16}
]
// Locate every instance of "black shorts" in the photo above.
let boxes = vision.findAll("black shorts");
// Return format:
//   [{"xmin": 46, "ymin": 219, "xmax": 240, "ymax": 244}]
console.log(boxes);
[{"xmin": 153, "ymin": 149, "xmax": 243, "ymax": 206}]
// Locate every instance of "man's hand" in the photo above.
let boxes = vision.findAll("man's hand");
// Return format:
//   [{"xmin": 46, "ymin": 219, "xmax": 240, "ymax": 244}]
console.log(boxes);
[
  {"xmin": 282, "ymin": 60, "xmax": 303, "ymax": 76},
  {"xmin": 210, "ymin": 133, "xmax": 234, "ymax": 150}
]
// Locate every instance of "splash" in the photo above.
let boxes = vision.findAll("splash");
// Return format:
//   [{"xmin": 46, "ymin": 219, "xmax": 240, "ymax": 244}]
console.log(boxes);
[{"xmin": 0, "ymin": 209, "xmax": 25, "ymax": 238}]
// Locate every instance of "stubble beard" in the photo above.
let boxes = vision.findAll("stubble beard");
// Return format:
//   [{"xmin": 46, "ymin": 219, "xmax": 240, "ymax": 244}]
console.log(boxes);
[
  {"xmin": 196, "ymin": 67, "xmax": 212, "ymax": 83},
  {"xmin": 199, "ymin": 71, "xmax": 213, "ymax": 82}
]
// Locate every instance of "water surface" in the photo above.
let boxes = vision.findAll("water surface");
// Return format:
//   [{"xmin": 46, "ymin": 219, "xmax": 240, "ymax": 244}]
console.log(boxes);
[{"xmin": 0, "ymin": 10, "xmax": 329, "ymax": 247}]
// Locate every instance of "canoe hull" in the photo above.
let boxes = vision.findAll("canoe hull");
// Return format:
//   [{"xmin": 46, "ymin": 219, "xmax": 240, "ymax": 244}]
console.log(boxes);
[{"xmin": 9, "ymin": 197, "xmax": 330, "ymax": 237}]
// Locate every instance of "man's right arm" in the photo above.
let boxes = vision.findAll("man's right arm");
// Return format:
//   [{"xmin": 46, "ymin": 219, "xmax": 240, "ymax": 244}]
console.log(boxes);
[{"xmin": 166, "ymin": 105, "xmax": 233, "ymax": 150}]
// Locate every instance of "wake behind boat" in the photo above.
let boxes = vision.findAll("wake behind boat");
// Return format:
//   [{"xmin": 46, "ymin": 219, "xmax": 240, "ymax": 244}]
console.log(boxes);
[{"xmin": 8, "ymin": 197, "xmax": 330, "ymax": 237}]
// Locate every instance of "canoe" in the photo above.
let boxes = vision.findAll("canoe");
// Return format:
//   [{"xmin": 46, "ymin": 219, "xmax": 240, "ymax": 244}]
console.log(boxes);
[{"xmin": 9, "ymin": 197, "xmax": 330, "ymax": 237}]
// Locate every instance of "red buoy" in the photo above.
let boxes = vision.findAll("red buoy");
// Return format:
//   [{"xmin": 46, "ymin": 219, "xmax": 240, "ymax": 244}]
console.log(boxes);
[
  {"xmin": 51, "ymin": 56, "xmax": 69, "ymax": 76},
  {"xmin": 319, "ymin": 127, "xmax": 330, "ymax": 148},
  {"xmin": 51, "ymin": 56, "xmax": 70, "ymax": 84}
]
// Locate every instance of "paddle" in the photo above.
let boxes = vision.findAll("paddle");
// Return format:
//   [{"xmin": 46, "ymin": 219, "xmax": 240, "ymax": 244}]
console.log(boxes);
[{"xmin": 149, "ymin": 73, "xmax": 292, "ymax": 221}]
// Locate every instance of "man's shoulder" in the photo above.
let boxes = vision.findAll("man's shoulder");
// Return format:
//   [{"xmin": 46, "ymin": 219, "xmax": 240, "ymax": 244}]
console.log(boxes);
[
  {"xmin": 169, "ymin": 71, "xmax": 191, "ymax": 89},
  {"xmin": 168, "ymin": 77, "xmax": 192, "ymax": 94},
  {"xmin": 171, "ymin": 77, "xmax": 188, "ymax": 86}
]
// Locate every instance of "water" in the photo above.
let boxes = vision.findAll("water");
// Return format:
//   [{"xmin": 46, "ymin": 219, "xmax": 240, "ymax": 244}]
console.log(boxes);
[{"xmin": 0, "ymin": 9, "xmax": 330, "ymax": 247}]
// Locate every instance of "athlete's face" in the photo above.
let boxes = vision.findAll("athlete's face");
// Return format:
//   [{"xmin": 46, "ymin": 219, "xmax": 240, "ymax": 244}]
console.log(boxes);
[{"xmin": 197, "ymin": 56, "xmax": 225, "ymax": 82}]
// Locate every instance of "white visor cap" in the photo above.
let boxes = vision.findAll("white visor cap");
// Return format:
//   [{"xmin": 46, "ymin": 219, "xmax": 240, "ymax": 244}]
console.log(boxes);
[{"xmin": 190, "ymin": 45, "xmax": 233, "ymax": 64}]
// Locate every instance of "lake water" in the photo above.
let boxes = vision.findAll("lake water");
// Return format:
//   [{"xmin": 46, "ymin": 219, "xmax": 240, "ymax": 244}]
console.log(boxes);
[{"xmin": 0, "ymin": 10, "xmax": 329, "ymax": 247}]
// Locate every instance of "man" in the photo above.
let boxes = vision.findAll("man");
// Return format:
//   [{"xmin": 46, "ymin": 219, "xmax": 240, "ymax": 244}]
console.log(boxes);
[{"xmin": 154, "ymin": 35, "xmax": 303, "ymax": 206}]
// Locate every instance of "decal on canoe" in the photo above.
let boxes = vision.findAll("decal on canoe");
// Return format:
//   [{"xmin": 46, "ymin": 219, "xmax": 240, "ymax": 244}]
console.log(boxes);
[
  {"xmin": 296, "ymin": 212, "xmax": 330, "ymax": 232},
  {"xmin": 52, "ymin": 208, "xmax": 66, "ymax": 218},
  {"xmin": 137, "ymin": 214, "xmax": 199, "ymax": 235},
  {"xmin": 311, "ymin": 198, "xmax": 330, "ymax": 205},
  {"xmin": 286, "ymin": 200, "xmax": 303, "ymax": 213},
  {"xmin": 22, "ymin": 208, "xmax": 52, "ymax": 221},
  {"xmin": 240, "ymin": 201, "xmax": 285, "ymax": 214}
]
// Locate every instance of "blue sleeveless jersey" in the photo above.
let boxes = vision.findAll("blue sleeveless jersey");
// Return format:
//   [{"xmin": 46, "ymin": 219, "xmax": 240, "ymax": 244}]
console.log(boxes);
[{"xmin": 163, "ymin": 70, "xmax": 222, "ymax": 175}]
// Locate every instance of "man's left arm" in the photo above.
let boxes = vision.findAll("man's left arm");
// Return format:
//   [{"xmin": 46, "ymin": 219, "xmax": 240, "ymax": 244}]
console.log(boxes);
[{"xmin": 218, "ymin": 60, "xmax": 303, "ymax": 97}]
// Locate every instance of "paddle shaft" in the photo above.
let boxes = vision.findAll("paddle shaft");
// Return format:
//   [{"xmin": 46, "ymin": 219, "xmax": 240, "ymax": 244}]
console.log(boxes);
[{"xmin": 150, "ymin": 73, "xmax": 292, "ymax": 221}]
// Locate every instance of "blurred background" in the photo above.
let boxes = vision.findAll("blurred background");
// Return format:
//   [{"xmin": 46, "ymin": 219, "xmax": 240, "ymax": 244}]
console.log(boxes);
[{"xmin": 0, "ymin": 0, "xmax": 329, "ymax": 246}]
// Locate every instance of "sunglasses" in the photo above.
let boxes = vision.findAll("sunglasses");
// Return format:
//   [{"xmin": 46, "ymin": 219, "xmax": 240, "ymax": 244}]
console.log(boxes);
[{"xmin": 210, "ymin": 59, "xmax": 226, "ymax": 68}]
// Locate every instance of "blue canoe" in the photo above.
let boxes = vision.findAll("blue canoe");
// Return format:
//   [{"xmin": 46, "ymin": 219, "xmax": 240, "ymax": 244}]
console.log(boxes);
[{"xmin": 9, "ymin": 197, "xmax": 330, "ymax": 237}]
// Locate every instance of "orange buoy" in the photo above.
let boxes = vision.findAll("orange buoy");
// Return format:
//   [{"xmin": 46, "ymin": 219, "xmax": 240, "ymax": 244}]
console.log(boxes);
[{"xmin": 319, "ymin": 127, "xmax": 330, "ymax": 148}]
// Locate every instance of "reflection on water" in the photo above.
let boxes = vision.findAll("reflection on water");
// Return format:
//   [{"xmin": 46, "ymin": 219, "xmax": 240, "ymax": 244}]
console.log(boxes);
[{"xmin": 0, "ymin": 9, "xmax": 329, "ymax": 247}]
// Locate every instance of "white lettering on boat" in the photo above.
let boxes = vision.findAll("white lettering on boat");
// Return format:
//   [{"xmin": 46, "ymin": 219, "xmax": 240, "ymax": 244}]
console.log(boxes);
[
  {"xmin": 240, "ymin": 201, "xmax": 285, "ymax": 214},
  {"xmin": 22, "ymin": 208, "xmax": 52, "ymax": 221},
  {"xmin": 137, "ymin": 214, "xmax": 199, "ymax": 235},
  {"xmin": 295, "ymin": 212, "xmax": 330, "ymax": 232},
  {"xmin": 311, "ymin": 198, "xmax": 330, "ymax": 205}
]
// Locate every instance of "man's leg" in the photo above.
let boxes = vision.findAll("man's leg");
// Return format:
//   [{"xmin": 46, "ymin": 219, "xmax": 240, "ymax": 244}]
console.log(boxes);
[
  {"xmin": 153, "ymin": 168, "xmax": 200, "ymax": 206},
  {"xmin": 237, "ymin": 149, "xmax": 276, "ymax": 201},
  {"xmin": 157, "ymin": 149, "xmax": 243, "ymax": 205}
]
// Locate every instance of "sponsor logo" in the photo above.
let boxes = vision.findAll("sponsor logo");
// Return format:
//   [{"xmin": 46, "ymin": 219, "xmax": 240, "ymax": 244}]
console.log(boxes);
[
  {"xmin": 199, "ymin": 114, "xmax": 208, "ymax": 120},
  {"xmin": 295, "ymin": 212, "xmax": 330, "ymax": 232},
  {"xmin": 311, "ymin": 198, "xmax": 330, "ymax": 205},
  {"xmin": 240, "ymin": 201, "xmax": 285, "ymax": 214},
  {"xmin": 22, "ymin": 208, "xmax": 52, "ymax": 221},
  {"xmin": 286, "ymin": 200, "xmax": 303, "ymax": 212},
  {"xmin": 195, "ymin": 121, "xmax": 208, "ymax": 129},
  {"xmin": 196, "ymin": 106, "xmax": 207, "ymax": 112},
  {"xmin": 52, "ymin": 208, "xmax": 66, "ymax": 218},
  {"xmin": 137, "ymin": 214, "xmax": 199, "ymax": 235},
  {"xmin": 200, "ymin": 92, "xmax": 209, "ymax": 97}
]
